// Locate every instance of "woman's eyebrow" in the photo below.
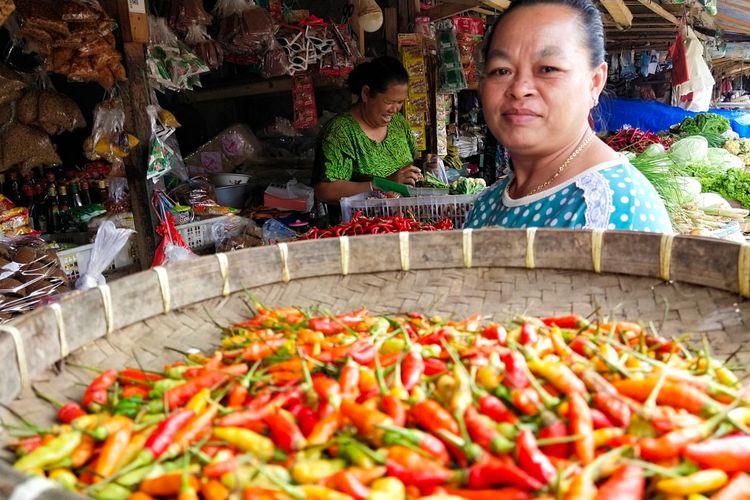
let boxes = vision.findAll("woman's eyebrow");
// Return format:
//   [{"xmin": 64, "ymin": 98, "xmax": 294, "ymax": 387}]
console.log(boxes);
[{"xmin": 486, "ymin": 46, "xmax": 563, "ymax": 60}]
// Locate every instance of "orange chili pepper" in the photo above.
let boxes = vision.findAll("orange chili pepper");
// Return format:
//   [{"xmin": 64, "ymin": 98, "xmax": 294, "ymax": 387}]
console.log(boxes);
[
  {"xmin": 201, "ymin": 479, "xmax": 230, "ymax": 500},
  {"xmin": 139, "ymin": 471, "xmax": 201, "ymax": 497},
  {"xmin": 93, "ymin": 416, "xmax": 133, "ymax": 482}
]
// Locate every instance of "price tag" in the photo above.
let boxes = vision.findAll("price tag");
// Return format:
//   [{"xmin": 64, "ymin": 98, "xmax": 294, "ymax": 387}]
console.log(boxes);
[{"xmin": 128, "ymin": 0, "xmax": 146, "ymax": 14}]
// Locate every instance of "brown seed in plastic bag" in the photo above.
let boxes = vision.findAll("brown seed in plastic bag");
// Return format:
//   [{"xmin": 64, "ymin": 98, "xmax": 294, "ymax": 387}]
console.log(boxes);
[
  {"xmin": 17, "ymin": 89, "xmax": 39, "ymax": 125},
  {"xmin": 0, "ymin": 65, "xmax": 25, "ymax": 106},
  {"xmin": 39, "ymin": 90, "xmax": 86, "ymax": 135},
  {"xmin": 3, "ymin": 123, "xmax": 62, "ymax": 171},
  {"xmin": 0, "ymin": 102, "xmax": 12, "ymax": 124}
]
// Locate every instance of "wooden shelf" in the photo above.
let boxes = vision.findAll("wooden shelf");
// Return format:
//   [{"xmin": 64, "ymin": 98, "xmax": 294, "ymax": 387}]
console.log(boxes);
[{"xmin": 180, "ymin": 74, "xmax": 346, "ymax": 103}]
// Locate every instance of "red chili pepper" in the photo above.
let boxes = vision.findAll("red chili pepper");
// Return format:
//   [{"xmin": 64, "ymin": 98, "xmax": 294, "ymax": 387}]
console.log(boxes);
[
  {"xmin": 593, "ymin": 392, "xmax": 631, "ymax": 428},
  {"xmin": 540, "ymin": 315, "xmax": 588, "ymax": 329},
  {"xmin": 464, "ymin": 406, "xmax": 514, "ymax": 455},
  {"xmin": 382, "ymin": 394, "xmax": 407, "ymax": 427},
  {"xmin": 336, "ymin": 308, "xmax": 368, "ymax": 328},
  {"xmin": 82, "ymin": 368, "xmax": 117, "ymax": 409},
  {"xmin": 333, "ymin": 470, "xmax": 371, "ymax": 500},
  {"xmin": 242, "ymin": 338, "xmax": 287, "ymax": 361},
  {"xmin": 288, "ymin": 403, "xmax": 319, "ymax": 437},
  {"xmin": 520, "ymin": 323, "xmax": 538, "ymax": 345},
  {"xmin": 591, "ymin": 408, "xmax": 615, "ymax": 429},
  {"xmin": 401, "ymin": 351, "xmax": 424, "ymax": 391},
  {"xmin": 594, "ymin": 464, "xmax": 644, "ymax": 500},
  {"xmin": 308, "ymin": 317, "xmax": 345, "ymax": 335},
  {"xmin": 227, "ymin": 383, "xmax": 249, "ymax": 408},
  {"xmin": 516, "ymin": 428, "xmax": 556, "ymax": 485},
  {"xmin": 313, "ymin": 374, "xmax": 342, "ymax": 408},
  {"xmin": 165, "ymin": 371, "xmax": 229, "ymax": 410},
  {"xmin": 538, "ymin": 417, "xmax": 570, "ymax": 459},
  {"xmin": 388, "ymin": 459, "xmax": 453, "ymax": 488},
  {"xmin": 218, "ymin": 388, "xmax": 302, "ymax": 427},
  {"xmin": 569, "ymin": 392, "xmax": 594, "ymax": 465},
  {"xmin": 58, "ymin": 402, "xmax": 86, "ymax": 424},
  {"xmin": 14, "ymin": 435, "xmax": 43, "ymax": 456},
  {"xmin": 511, "ymin": 387, "xmax": 541, "ymax": 415},
  {"xmin": 481, "ymin": 324, "xmax": 508, "ymax": 344},
  {"xmin": 684, "ymin": 436, "xmax": 750, "ymax": 472},
  {"xmin": 145, "ymin": 409, "xmax": 195, "ymax": 460},
  {"xmin": 264, "ymin": 410, "xmax": 306, "ymax": 452},
  {"xmin": 412, "ymin": 400, "xmax": 460, "ymax": 436},
  {"xmin": 339, "ymin": 362, "xmax": 360, "ymax": 400},
  {"xmin": 442, "ymin": 487, "xmax": 532, "ymax": 500},
  {"xmin": 119, "ymin": 368, "xmax": 163, "ymax": 383},
  {"xmin": 478, "ymin": 394, "xmax": 518, "ymax": 425},
  {"xmin": 423, "ymin": 358, "xmax": 449, "ymax": 376},
  {"xmin": 203, "ymin": 455, "xmax": 239, "ymax": 478},
  {"xmin": 500, "ymin": 352, "xmax": 529, "ymax": 389},
  {"xmin": 467, "ymin": 456, "xmax": 544, "ymax": 490}
]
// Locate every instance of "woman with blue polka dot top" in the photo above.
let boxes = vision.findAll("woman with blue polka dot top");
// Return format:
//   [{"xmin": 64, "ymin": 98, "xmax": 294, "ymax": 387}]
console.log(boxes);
[{"xmin": 464, "ymin": 0, "xmax": 672, "ymax": 233}]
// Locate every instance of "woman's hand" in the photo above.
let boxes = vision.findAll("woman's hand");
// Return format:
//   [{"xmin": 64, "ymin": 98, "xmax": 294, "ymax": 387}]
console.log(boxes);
[{"xmin": 388, "ymin": 165, "xmax": 423, "ymax": 187}]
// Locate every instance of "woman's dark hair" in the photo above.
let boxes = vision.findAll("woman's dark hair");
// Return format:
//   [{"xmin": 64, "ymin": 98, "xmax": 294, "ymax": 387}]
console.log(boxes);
[
  {"xmin": 483, "ymin": 0, "xmax": 605, "ymax": 68},
  {"xmin": 346, "ymin": 56, "xmax": 409, "ymax": 97}
]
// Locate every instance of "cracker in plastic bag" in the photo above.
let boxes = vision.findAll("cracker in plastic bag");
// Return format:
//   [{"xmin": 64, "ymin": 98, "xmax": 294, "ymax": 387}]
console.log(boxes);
[
  {"xmin": 212, "ymin": 216, "xmax": 262, "ymax": 253},
  {"xmin": 262, "ymin": 40, "xmax": 290, "ymax": 78},
  {"xmin": 236, "ymin": 6, "xmax": 275, "ymax": 54},
  {"xmin": 0, "ymin": 236, "xmax": 69, "ymax": 322},
  {"xmin": 172, "ymin": 0, "xmax": 212, "ymax": 31}
]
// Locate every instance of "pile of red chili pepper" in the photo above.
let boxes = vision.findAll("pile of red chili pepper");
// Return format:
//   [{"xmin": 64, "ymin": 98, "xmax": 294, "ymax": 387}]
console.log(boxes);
[
  {"xmin": 299, "ymin": 212, "xmax": 453, "ymax": 240},
  {"xmin": 605, "ymin": 128, "xmax": 675, "ymax": 154},
  {"xmin": 5, "ymin": 305, "xmax": 750, "ymax": 500}
]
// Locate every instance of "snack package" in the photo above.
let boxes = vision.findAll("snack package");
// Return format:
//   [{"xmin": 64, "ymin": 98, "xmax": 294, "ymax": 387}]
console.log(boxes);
[
  {"xmin": 212, "ymin": 215, "xmax": 262, "ymax": 253},
  {"xmin": 83, "ymin": 96, "xmax": 138, "ymax": 176},
  {"xmin": 185, "ymin": 24, "xmax": 224, "ymax": 70},
  {"xmin": 2, "ymin": 122, "xmax": 62, "ymax": 172},
  {"xmin": 75, "ymin": 220, "xmax": 134, "ymax": 290},
  {"xmin": 147, "ymin": 104, "xmax": 187, "ymax": 182},
  {"xmin": 291, "ymin": 72, "xmax": 317, "ymax": 129},
  {"xmin": 184, "ymin": 123, "xmax": 262, "ymax": 175},
  {"xmin": 452, "ymin": 16, "xmax": 484, "ymax": 86},
  {"xmin": 436, "ymin": 20, "xmax": 467, "ymax": 93},
  {"xmin": 0, "ymin": 0, "xmax": 15, "ymax": 27},
  {"xmin": 235, "ymin": 6, "xmax": 276, "ymax": 55},
  {"xmin": 17, "ymin": 87, "xmax": 86, "ymax": 135},
  {"xmin": 262, "ymin": 39, "xmax": 290, "ymax": 78},
  {"xmin": 103, "ymin": 177, "xmax": 130, "ymax": 214},
  {"xmin": 0, "ymin": 235, "xmax": 69, "ymax": 323},
  {"xmin": 147, "ymin": 16, "xmax": 209, "ymax": 92},
  {"xmin": 151, "ymin": 211, "xmax": 195, "ymax": 267},
  {"xmin": 320, "ymin": 23, "xmax": 358, "ymax": 77}
]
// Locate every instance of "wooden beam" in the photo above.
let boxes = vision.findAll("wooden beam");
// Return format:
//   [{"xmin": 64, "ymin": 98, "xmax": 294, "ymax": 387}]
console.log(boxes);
[
  {"xmin": 428, "ymin": 2, "xmax": 475, "ymax": 19},
  {"xmin": 635, "ymin": 0, "xmax": 707, "ymax": 40},
  {"xmin": 600, "ymin": 0, "xmax": 633, "ymax": 29},
  {"xmin": 120, "ymin": 43, "xmax": 158, "ymax": 270},
  {"xmin": 481, "ymin": 0, "xmax": 510, "ymax": 10},
  {"xmin": 471, "ymin": 6, "xmax": 495, "ymax": 15}
]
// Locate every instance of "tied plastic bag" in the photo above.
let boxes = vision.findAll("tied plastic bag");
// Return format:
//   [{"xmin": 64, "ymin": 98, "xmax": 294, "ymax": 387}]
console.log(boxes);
[
  {"xmin": 75, "ymin": 221, "xmax": 134, "ymax": 291},
  {"xmin": 151, "ymin": 211, "xmax": 195, "ymax": 266},
  {"xmin": 212, "ymin": 215, "xmax": 262, "ymax": 252},
  {"xmin": 171, "ymin": 0, "xmax": 212, "ymax": 32},
  {"xmin": 185, "ymin": 24, "xmax": 223, "ymax": 70},
  {"xmin": 147, "ymin": 104, "xmax": 187, "ymax": 182},
  {"xmin": 262, "ymin": 218, "xmax": 296, "ymax": 245}
]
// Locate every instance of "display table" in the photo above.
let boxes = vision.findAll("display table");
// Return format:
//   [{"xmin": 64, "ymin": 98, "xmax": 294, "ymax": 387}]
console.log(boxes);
[{"xmin": 595, "ymin": 97, "xmax": 750, "ymax": 138}]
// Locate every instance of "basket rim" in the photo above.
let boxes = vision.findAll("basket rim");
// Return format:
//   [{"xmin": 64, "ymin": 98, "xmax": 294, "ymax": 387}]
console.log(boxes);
[{"xmin": 1, "ymin": 228, "xmax": 748, "ymax": 404}]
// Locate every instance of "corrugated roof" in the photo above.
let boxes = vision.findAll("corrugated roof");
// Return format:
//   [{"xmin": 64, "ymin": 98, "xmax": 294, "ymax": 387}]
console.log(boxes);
[{"xmin": 718, "ymin": 0, "xmax": 750, "ymax": 36}]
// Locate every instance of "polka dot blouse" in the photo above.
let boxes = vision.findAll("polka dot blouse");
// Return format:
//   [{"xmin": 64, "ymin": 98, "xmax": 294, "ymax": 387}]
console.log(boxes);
[{"xmin": 464, "ymin": 158, "xmax": 673, "ymax": 233}]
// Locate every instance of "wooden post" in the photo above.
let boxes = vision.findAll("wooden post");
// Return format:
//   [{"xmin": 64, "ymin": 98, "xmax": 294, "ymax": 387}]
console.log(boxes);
[
  {"xmin": 384, "ymin": 7, "xmax": 398, "ymax": 56},
  {"xmin": 120, "ymin": 42, "xmax": 158, "ymax": 270}
]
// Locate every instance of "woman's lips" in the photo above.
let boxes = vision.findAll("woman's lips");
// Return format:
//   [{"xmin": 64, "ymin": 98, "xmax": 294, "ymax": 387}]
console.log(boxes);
[{"xmin": 502, "ymin": 109, "xmax": 539, "ymax": 125}]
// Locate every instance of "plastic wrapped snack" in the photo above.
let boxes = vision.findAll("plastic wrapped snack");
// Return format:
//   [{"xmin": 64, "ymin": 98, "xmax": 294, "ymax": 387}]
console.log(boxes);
[
  {"xmin": 0, "ymin": 235, "xmax": 69, "ymax": 323},
  {"xmin": 172, "ymin": 0, "xmax": 212, "ymax": 32},
  {"xmin": 83, "ymin": 96, "xmax": 138, "ymax": 176},
  {"xmin": 212, "ymin": 216, "xmax": 262, "ymax": 253},
  {"xmin": 184, "ymin": 123, "xmax": 262, "ymax": 175},
  {"xmin": 185, "ymin": 24, "xmax": 223, "ymax": 70},
  {"xmin": 291, "ymin": 73, "xmax": 317, "ymax": 129},
  {"xmin": 18, "ymin": 88, "xmax": 86, "ymax": 135},
  {"xmin": 262, "ymin": 39, "xmax": 290, "ymax": 78},
  {"xmin": 61, "ymin": 0, "xmax": 104, "ymax": 22}
]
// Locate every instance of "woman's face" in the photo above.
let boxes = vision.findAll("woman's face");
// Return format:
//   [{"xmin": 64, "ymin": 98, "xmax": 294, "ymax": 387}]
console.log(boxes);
[
  {"xmin": 480, "ymin": 4, "xmax": 607, "ymax": 153},
  {"xmin": 362, "ymin": 83, "xmax": 408, "ymax": 127}
]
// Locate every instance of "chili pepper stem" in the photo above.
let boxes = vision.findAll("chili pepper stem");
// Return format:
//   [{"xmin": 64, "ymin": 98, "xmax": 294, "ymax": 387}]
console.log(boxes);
[
  {"xmin": 0, "ymin": 403, "xmax": 41, "ymax": 431},
  {"xmin": 66, "ymin": 362, "xmax": 104, "ymax": 374},
  {"xmin": 31, "ymin": 386, "xmax": 64, "ymax": 409},
  {"xmin": 535, "ymin": 434, "xmax": 584, "ymax": 446}
]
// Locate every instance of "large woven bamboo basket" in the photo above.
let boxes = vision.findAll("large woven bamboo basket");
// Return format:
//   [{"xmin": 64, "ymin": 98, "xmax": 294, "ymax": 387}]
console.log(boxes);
[{"xmin": 1, "ymin": 228, "xmax": 750, "ymax": 498}]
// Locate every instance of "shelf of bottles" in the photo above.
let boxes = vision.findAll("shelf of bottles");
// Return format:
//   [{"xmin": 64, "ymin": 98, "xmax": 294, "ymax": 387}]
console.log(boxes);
[{"xmin": 0, "ymin": 162, "xmax": 126, "ymax": 238}]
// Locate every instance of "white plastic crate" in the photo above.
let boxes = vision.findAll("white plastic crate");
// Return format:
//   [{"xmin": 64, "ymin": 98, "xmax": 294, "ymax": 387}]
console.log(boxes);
[
  {"xmin": 56, "ymin": 236, "xmax": 136, "ymax": 281},
  {"xmin": 175, "ymin": 215, "xmax": 230, "ymax": 251},
  {"xmin": 340, "ymin": 192, "xmax": 481, "ymax": 229}
]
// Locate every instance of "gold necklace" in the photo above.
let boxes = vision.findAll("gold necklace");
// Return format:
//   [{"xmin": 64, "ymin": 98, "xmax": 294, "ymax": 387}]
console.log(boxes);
[{"xmin": 514, "ymin": 132, "xmax": 596, "ymax": 197}]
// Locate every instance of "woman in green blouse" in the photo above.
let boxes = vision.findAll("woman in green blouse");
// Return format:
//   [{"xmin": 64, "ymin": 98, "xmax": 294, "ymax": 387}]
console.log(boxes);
[{"xmin": 313, "ymin": 57, "xmax": 423, "ymax": 204}]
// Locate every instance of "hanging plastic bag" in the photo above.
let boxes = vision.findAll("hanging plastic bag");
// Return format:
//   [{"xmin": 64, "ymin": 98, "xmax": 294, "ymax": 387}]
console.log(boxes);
[
  {"xmin": 171, "ymin": 0, "xmax": 212, "ymax": 32},
  {"xmin": 75, "ymin": 220, "xmax": 134, "ymax": 290},
  {"xmin": 151, "ymin": 211, "xmax": 195, "ymax": 266},
  {"xmin": 212, "ymin": 216, "xmax": 262, "ymax": 252},
  {"xmin": 146, "ymin": 103, "xmax": 187, "ymax": 182},
  {"xmin": 291, "ymin": 73, "xmax": 317, "ymax": 129}
]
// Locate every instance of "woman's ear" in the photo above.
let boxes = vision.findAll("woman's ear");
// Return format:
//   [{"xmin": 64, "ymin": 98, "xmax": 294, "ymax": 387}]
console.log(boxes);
[
  {"xmin": 361, "ymin": 85, "xmax": 371, "ymax": 103},
  {"xmin": 590, "ymin": 62, "xmax": 608, "ymax": 104}
]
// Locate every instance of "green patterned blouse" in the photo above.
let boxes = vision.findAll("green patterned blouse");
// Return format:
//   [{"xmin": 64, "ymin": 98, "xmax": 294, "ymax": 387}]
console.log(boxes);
[{"xmin": 316, "ymin": 112, "xmax": 417, "ymax": 182}]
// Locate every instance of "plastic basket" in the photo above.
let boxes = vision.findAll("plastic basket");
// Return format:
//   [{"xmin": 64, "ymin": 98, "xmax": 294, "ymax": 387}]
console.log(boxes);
[
  {"xmin": 176, "ymin": 216, "xmax": 230, "ymax": 251},
  {"xmin": 340, "ymin": 192, "xmax": 481, "ymax": 228},
  {"xmin": 56, "ymin": 236, "xmax": 136, "ymax": 281}
]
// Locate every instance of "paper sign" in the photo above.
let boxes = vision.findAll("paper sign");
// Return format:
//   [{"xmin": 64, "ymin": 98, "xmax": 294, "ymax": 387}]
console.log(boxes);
[{"xmin": 128, "ymin": 0, "xmax": 146, "ymax": 14}]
